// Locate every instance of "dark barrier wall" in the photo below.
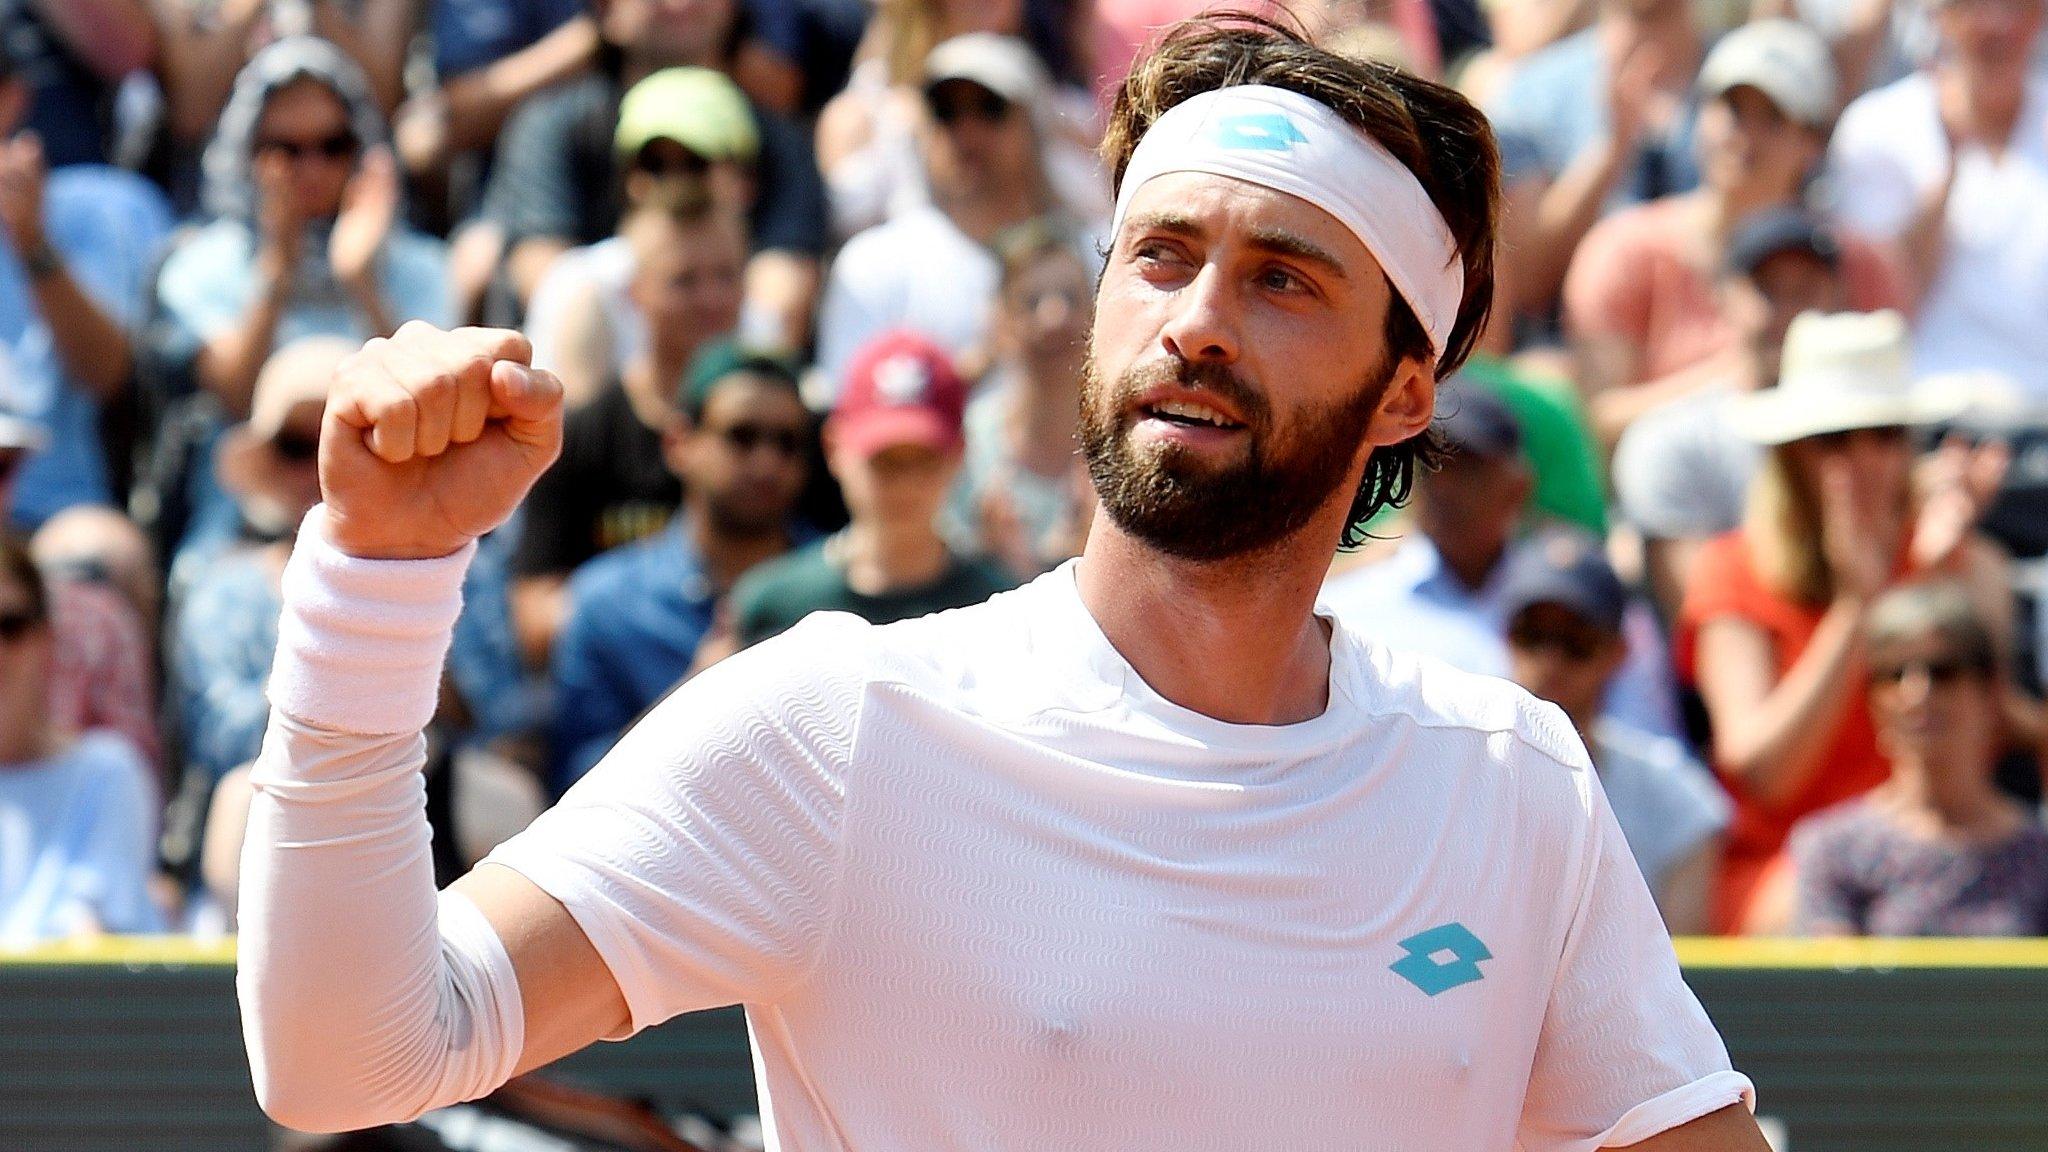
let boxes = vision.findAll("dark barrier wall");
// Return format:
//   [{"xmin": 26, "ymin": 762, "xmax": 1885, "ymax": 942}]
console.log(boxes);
[{"xmin": 5, "ymin": 938, "xmax": 2048, "ymax": 1152}]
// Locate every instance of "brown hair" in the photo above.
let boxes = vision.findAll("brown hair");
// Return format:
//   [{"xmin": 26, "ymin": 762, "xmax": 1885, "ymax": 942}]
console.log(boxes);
[
  {"xmin": 0, "ymin": 533, "xmax": 47, "ymax": 626},
  {"xmin": 1101, "ymin": 12, "xmax": 1500, "ymax": 540},
  {"xmin": 1744, "ymin": 447, "xmax": 1831, "ymax": 603}
]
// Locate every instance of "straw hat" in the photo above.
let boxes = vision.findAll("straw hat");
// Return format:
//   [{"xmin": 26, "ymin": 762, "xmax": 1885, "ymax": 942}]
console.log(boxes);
[{"xmin": 1730, "ymin": 310, "xmax": 1970, "ymax": 446}]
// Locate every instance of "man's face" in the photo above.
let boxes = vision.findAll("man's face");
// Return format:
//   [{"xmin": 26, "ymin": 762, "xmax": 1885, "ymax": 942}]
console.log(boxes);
[
  {"xmin": 1720, "ymin": 249, "xmax": 1843, "ymax": 384},
  {"xmin": 1696, "ymin": 87, "xmax": 1820, "ymax": 201},
  {"xmin": 1507, "ymin": 601, "xmax": 1626, "ymax": 726},
  {"xmin": 677, "ymin": 378, "xmax": 810, "ymax": 536},
  {"xmin": 921, "ymin": 80, "xmax": 1037, "ymax": 201},
  {"xmin": 628, "ymin": 216, "xmax": 746, "ymax": 344},
  {"xmin": 1412, "ymin": 449, "xmax": 1530, "ymax": 573},
  {"xmin": 601, "ymin": 0, "xmax": 736, "ymax": 64},
  {"xmin": 254, "ymin": 79, "xmax": 358, "ymax": 220},
  {"xmin": 1935, "ymin": 0, "xmax": 2045, "ymax": 71},
  {"xmin": 0, "ymin": 567, "xmax": 48, "ymax": 720},
  {"xmin": 998, "ymin": 247, "xmax": 1092, "ymax": 367},
  {"xmin": 829, "ymin": 438, "xmax": 960, "ymax": 531},
  {"xmin": 1082, "ymin": 172, "xmax": 1434, "ymax": 561},
  {"xmin": 243, "ymin": 398, "xmax": 328, "ymax": 531}
]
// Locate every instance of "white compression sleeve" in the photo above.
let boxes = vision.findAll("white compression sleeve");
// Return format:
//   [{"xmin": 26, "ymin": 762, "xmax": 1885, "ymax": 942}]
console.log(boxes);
[{"xmin": 237, "ymin": 506, "xmax": 526, "ymax": 1133}]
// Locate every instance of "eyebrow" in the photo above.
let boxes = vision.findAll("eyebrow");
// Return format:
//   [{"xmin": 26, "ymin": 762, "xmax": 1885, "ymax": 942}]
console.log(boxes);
[{"xmin": 1121, "ymin": 211, "xmax": 1351, "ymax": 282}]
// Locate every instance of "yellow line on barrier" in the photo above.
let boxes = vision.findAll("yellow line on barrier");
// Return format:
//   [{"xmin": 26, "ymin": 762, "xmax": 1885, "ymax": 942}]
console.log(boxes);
[
  {"xmin": 1674, "ymin": 936, "xmax": 2048, "ymax": 968},
  {"xmin": 5, "ymin": 936, "xmax": 2048, "ymax": 969},
  {"xmin": 0, "ymin": 937, "xmax": 237, "ymax": 966}
]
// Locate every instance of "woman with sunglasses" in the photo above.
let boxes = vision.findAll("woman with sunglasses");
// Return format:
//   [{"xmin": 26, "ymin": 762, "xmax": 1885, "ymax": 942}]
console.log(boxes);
[
  {"xmin": 155, "ymin": 36, "xmax": 452, "ymax": 421},
  {"xmin": 1788, "ymin": 582, "xmax": 2048, "ymax": 936},
  {"xmin": 0, "ymin": 532, "xmax": 162, "ymax": 945},
  {"xmin": 1679, "ymin": 310, "xmax": 2015, "ymax": 934}
]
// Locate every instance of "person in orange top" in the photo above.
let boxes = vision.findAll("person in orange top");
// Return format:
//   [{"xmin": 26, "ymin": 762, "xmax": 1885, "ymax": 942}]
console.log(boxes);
[{"xmin": 1679, "ymin": 310, "xmax": 2013, "ymax": 934}]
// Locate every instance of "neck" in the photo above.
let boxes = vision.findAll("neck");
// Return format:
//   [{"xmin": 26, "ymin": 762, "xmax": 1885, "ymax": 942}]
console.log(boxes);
[
  {"xmin": 1887, "ymin": 751, "xmax": 2008, "ymax": 830},
  {"xmin": 1941, "ymin": 67, "xmax": 2027, "ymax": 145},
  {"xmin": 624, "ymin": 348, "xmax": 692, "ymax": 427},
  {"xmin": 1075, "ymin": 519, "xmax": 1339, "ymax": 726},
  {"xmin": 1434, "ymin": 536, "xmax": 1504, "ymax": 593},
  {"xmin": 938, "ymin": 183, "xmax": 1043, "ymax": 245},
  {"xmin": 840, "ymin": 519, "xmax": 951, "ymax": 594},
  {"xmin": 688, "ymin": 505, "xmax": 793, "ymax": 592}
]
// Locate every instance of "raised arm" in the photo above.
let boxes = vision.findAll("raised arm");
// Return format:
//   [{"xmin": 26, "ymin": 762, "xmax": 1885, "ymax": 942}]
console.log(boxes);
[{"xmin": 237, "ymin": 323, "xmax": 628, "ymax": 1132}]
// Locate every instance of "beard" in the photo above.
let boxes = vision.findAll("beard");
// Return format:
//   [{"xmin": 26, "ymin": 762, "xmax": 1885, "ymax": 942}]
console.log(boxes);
[{"xmin": 1078, "ymin": 351, "xmax": 1392, "ymax": 562}]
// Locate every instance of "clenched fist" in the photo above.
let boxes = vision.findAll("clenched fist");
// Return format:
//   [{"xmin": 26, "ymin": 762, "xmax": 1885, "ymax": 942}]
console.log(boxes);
[{"xmin": 320, "ymin": 322, "xmax": 564, "ymax": 560}]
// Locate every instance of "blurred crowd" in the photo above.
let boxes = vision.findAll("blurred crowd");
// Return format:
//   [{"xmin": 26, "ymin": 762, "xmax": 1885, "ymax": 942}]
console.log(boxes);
[{"xmin": 2, "ymin": 0, "xmax": 2047, "ymax": 951}]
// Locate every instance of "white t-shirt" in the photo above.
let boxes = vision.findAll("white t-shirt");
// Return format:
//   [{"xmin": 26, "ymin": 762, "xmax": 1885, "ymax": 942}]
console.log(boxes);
[
  {"xmin": 486, "ymin": 563, "xmax": 1750, "ymax": 1149},
  {"xmin": 0, "ymin": 730, "xmax": 162, "ymax": 945},
  {"xmin": 1827, "ymin": 72, "xmax": 2048, "ymax": 396}
]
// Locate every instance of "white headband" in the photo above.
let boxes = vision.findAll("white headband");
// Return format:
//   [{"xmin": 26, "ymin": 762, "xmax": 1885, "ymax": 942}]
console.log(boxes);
[{"xmin": 1110, "ymin": 84, "xmax": 1464, "ymax": 357}]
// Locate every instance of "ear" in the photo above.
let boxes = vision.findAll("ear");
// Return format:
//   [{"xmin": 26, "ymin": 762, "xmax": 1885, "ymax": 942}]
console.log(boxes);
[
  {"xmin": 661, "ymin": 411, "xmax": 694, "ymax": 478},
  {"xmin": 1364, "ymin": 357, "xmax": 1436, "ymax": 449}
]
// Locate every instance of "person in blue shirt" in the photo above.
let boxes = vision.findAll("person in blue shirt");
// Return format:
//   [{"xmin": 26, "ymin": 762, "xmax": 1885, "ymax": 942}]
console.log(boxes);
[
  {"xmin": 550, "ymin": 345, "xmax": 815, "ymax": 792},
  {"xmin": 0, "ymin": 37, "xmax": 174, "ymax": 531}
]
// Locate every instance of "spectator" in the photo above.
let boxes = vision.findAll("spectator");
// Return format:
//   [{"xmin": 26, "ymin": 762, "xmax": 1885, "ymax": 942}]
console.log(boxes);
[
  {"xmin": 1501, "ymin": 531, "xmax": 1730, "ymax": 934},
  {"xmin": 1679, "ymin": 309, "xmax": 2012, "ymax": 933},
  {"xmin": 1827, "ymin": 0, "xmax": 2048, "ymax": 395},
  {"xmin": 950, "ymin": 220, "xmax": 1095, "ymax": 577},
  {"xmin": 156, "ymin": 36, "xmax": 450, "ymax": 419},
  {"xmin": 1790, "ymin": 582, "xmax": 2048, "ymax": 936},
  {"xmin": 1487, "ymin": 0, "xmax": 1705, "ymax": 319},
  {"xmin": 722, "ymin": 331, "xmax": 1016, "ymax": 648},
  {"xmin": 1564, "ymin": 20, "xmax": 1902, "ymax": 443},
  {"xmin": 481, "ymin": 0, "xmax": 827, "ymax": 348},
  {"xmin": 0, "ymin": 0, "xmax": 154, "ymax": 168},
  {"xmin": 154, "ymin": 0, "xmax": 412, "ymax": 180},
  {"xmin": 509, "ymin": 182, "xmax": 747, "ymax": 667},
  {"xmin": 0, "ymin": 532, "xmax": 160, "ymax": 945},
  {"xmin": 1610, "ymin": 209, "xmax": 1852, "ymax": 618},
  {"xmin": 817, "ymin": 13, "xmax": 1106, "ymax": 240},
  {"xmin": 551, "ymin": 348, "xmax": 816, "ymax": 789},
  {"xmin": 167, "ymin": 338, "xmax": 520, "ymax": 789},
  {"xmin": 392, "ymin": 0, "xmax": 599, "ymax": 193},
  {"xmin": 525, "ymin": 68, "xmax": 777, "ymax": 402},
  {"xmin": 814, "ymin": 34, "xmax": 1098, "ymax": 384},
  {"xmin": 0, "ymin": 40, "xmax": 174, "ymax": 530},
  {"xmin": 0, "ymin": 407, "xmax": 162, "ymax": 786},
  {"xmin": 1321, "ymin": 389, "xmax": 1683, "ymax": 739}
]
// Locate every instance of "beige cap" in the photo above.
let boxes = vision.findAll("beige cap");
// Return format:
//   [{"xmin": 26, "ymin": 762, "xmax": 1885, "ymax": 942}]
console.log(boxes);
[
  {"xmin": 1732, "ymin": 310, "xmax": 1968, "ymax": 444},
  {"xmin": 1698, "ymin": 20, "xmax": 1837, "ymax": 129},
  {"xmin": 246, "ymin": 336, "xmax": 352, "ymax": 441}
]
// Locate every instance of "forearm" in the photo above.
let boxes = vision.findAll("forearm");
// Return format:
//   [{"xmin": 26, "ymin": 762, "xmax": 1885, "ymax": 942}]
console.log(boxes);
[
  {"xmin": 743, "ymin": 250, "xmax": 821, "ymax": 353},
  {"xmin": 238, "ymin": 509, "xmax": 524, "ymax": 1132},
  {"xmin": 32, "ymin": 0, "xmax": 155, "ymax": 80},
  {"xmin": 313, "ymin": 0, "xmax": 412, "ymax": 115},
  {"xmin": 1897, "ymin": 181, "xmax": 1955, "ymax": 303},
  {"xmin": 154, "ymin": 0, "xmax": 258, "ymax": 144},
  {"xmin": 197, "ymin": 286, "xmax": 291, "ymax": 417},
  {"xmin": 440, "ymin": 17, "xmax": 600, "ymax": 156},
  {"xmin": 27, "ymin": 261, "xmax": 134, "ymax": 400},
  {"xmin": 1715, "ymin": 597, "xmax": 1869, "ymax": 806},
  {"xmin": 1525, "ymin": 141, "xmax": 1631, "ymax": 309},
  {"xmin": 347, "ymin": 276, "xmax": 400, "ymax": 339}
]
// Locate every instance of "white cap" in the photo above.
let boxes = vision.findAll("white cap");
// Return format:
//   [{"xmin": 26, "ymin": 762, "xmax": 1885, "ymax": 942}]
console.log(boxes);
[
  {"xmin": 0, "ymin": 410, "xmax": 47, "ymax": 452},
  {"xmin": 1732, "ymin": 310, "xmax": 1966, "ymax": 444},
  {"xmin": 922, "ymin": 33, "xmax": 1049, "ymax": 106},
  {"xmin": 1698, "ymin": 20, "xmax": 1837, "ymax": 129}
]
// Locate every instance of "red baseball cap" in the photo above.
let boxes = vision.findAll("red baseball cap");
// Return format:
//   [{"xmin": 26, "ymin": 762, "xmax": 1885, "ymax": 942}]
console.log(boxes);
[{"xmin": 829, "ymin": 330, "xmax": 968, "ymax": 459}]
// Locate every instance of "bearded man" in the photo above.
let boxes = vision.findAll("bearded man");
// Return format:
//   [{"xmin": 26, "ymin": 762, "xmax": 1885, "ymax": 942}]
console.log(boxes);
[{"xmin": 236, "ymin": 15, "xmax": 1767, "ymax": 1150}]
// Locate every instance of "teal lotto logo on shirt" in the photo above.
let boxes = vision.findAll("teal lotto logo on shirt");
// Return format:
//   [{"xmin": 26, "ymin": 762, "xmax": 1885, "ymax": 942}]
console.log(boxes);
[
  {"xmin": 1210, "ymin": 112, "xmax": 1306, "ymax": 152},
  {"xmin": 1390, "ymin": 922, "xmax": 1492, "ymax": 996}
]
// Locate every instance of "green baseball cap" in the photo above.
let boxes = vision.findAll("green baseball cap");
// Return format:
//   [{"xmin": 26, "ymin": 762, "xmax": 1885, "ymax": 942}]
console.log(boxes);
[
  {"xmin": 615, "ymin": 67, "xmax": 760, "ymax": 163},
  {"xmin": 680, "ymin": 340, "xmax": 802, "ymax": 418}
]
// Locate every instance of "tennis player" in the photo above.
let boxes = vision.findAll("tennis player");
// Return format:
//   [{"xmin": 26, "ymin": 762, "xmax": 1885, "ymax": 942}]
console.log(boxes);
[{"xmin": 239, "ymin": 16, "xmax": 1767, "ymax": 1150}]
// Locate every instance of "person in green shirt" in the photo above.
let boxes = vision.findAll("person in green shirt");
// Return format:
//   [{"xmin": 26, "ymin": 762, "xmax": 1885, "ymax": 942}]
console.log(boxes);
[{"xmin": 727, "ymin": 331, "xmax": 1016, "ymax": 648}]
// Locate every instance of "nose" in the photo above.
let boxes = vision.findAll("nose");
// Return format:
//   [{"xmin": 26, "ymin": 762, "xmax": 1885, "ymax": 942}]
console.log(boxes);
[
  {"xmin": 1892, "ymin": 666, "xmax": 1935, "ymax": 708},
  {"xmin": 1157, "ymin": 263, "xmax": 1241, "ymax": 365}
]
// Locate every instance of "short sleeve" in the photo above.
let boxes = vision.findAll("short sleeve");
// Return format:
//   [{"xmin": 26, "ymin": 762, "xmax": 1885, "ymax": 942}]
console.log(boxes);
[
  {"xmin": 156, "ymin": 225, "xmax": 255, "ymax": 346},
  {"xmin": 482, "ymin": 613, "xmax": 871, "ymax": 1032},
  {"xmin": 1517, "ymin": 764, "xmax": 1754, "ymax": 1151},
  {"xmin": 69, "ymin": 734, "xmax": 164, "ymax": 935},
  {"xmin": 1677, "ymin": 532, "xmax": 1755, "ymax": 632},
  {"xmin": 1787, "ymin": 813, "xmax": 1862, "ymax": 935},
  {"xmin": 1562, "ymin": 211, "xmax": 1654, "ymax": 343},
  {"xmin": 1826, "ymin": 94, "xmax": 1927, "ymax": 241}
]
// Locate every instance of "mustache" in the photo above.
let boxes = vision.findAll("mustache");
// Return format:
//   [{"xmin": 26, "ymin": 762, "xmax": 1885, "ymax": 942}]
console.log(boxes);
[{"xmin": 1113, "ymin": 356, "xmax": 1270, "ymax": 425}]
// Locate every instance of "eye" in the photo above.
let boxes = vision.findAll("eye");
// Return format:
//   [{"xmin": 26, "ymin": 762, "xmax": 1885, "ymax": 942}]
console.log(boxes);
[{"xmin": 1258, "ymin": 265, "xmax": 1309, "ymax": 294}]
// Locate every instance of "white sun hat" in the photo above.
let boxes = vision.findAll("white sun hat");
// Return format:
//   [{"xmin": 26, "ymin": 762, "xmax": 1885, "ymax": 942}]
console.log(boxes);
[{"xmin": 1731, "ymin": 310, "xmax": 1971, "ymax": 446}]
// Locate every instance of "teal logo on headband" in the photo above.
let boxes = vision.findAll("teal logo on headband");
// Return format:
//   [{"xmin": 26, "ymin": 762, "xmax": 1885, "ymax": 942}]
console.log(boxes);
[{"xmin": 1211, "ymin": 112, "xmax": 1306, "ymax": 152}]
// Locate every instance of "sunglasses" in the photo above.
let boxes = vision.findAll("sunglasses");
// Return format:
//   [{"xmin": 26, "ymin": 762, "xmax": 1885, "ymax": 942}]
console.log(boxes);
[
  {"xmin": 256, "ymin": 132, "xmax": 358, "ymax": 163},
  {"xmin": 1506, "ymin": 617, "xmax": 1609, "ymax": 662},
  {"xmin": 714, "ymin": 423, "xmax": 805, "ymax": 458},
  {"xmin": 0, "ymin": 450, "xmax": 22, "ymax": 485},
  {"xmin": 272, "ymin": 429, "xmax": 322, "ymax": 462},
  {"xmin": 1871, "ymin": 654, "xmax": 1992, "ymax": 687},
  {"xmin": 928, "ymin": 88, "xmax": 1013, "ymax": 126},
  {"xmin": 1807, "ymin": 425, "xmax": 1910, "ymax": 452},
  {"xmin": 0, "ymin": 608, "xmax": 41, "ymax": 642},
  {"xmin": 634, "ymin": 143, "xmax": 713, "ymax": 179}
]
